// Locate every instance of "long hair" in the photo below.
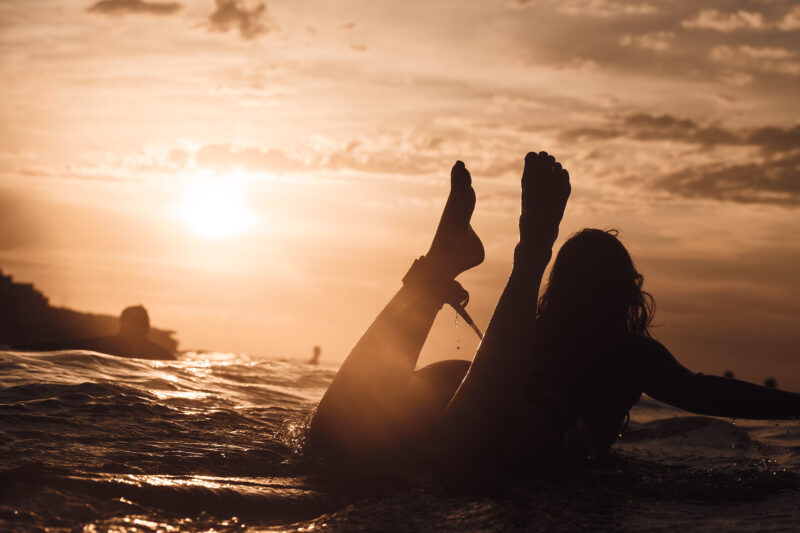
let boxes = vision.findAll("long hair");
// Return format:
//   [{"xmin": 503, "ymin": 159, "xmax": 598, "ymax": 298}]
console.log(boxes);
[{"xmin": 537, "ymin": 229, "xmax": 655, "ymax": 338}]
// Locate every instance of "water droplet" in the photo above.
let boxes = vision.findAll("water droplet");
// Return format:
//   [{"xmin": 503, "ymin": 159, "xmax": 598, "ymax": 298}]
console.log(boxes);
[{"xmin": 455, "ymin": 310, "xmax": 461, "ymax": 351}]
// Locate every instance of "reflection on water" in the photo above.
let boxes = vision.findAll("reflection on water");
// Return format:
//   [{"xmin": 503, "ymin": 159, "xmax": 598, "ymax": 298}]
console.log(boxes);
[
  {"xmin": 151, "ymin": 390, "xmax": 212, "ymax": 401},
  {"xmin": 2, "ymin": 349, "xmax": 800, "ymax": 532}
]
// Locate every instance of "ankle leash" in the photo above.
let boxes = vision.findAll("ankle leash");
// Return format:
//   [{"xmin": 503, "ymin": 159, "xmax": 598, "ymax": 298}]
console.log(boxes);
[{"xmin": 402, "ymin": 257, "xmax": 484, "ymax": 340}]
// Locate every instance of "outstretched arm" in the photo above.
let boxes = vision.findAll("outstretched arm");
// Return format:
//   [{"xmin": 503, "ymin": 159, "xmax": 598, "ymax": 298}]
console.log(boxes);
[{"xmin": 639, "ymin": 338, "xmax": 800, "ymax": 419}]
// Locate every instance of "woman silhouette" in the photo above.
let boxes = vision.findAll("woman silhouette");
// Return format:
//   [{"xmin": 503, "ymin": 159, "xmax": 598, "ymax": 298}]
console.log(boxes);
[{"xmin": 308, "ymin": 152, "xmax": 800, "ymax": 474}]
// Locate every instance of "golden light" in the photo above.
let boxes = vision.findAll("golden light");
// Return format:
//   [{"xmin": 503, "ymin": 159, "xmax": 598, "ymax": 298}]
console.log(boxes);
[{"xmin": 178, "ymin": 177, "xmax": 255, "ymax": 239}]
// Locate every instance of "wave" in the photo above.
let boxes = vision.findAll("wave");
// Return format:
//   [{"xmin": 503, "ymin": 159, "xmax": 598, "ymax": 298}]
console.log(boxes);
[{"xmin": 2, "ymin": 349, "xmax": 800, "ymax": 532}]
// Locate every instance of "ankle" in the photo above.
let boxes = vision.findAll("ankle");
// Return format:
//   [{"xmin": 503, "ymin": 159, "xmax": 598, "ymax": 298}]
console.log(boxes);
[
  {"xmin": 421, "ymin": 248, "xmax": 459, "ymax": 280},
  {"xmin": 403, "ymin": 255, "xmax": 467, "ymax": 306}
]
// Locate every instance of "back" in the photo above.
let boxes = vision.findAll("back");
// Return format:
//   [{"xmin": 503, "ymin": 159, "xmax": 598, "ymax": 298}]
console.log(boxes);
[{"xmin": 529, "ymin": 328, "xmax": 644, "ymax": 459}]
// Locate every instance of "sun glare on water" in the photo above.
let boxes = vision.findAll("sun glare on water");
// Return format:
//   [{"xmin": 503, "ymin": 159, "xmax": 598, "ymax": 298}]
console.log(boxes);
[{"xmin": 178, "ymin": 177, "xmax": 256, "ymax": 239}]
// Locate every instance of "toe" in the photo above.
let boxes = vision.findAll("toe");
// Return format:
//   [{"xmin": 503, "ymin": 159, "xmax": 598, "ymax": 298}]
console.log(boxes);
[
  {"xmin": 557, "ymin": 168, "xmax": 571, "ymax": 200},
  {"xmin": 523, "ymin": 151, "xmax": 544, "ymax": 183},
  {"xmin": 451, "ymin": 161, "xmax": 471, "ymax": 189},
  {"xmin": 523, "ymin": 152, "xmax": 535, "ymax": 180}
]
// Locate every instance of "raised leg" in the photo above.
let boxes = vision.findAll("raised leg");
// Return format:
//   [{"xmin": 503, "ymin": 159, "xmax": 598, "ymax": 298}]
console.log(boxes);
[
  {"xmin": 308, "ymin": 162, "xmax": 484, "ymax": 459},
  {"xmin": 441, "ymin": 151, "xmax": 570, "ymax": 468}
]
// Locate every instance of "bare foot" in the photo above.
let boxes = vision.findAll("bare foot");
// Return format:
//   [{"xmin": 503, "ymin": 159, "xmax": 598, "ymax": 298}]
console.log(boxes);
[
  {"xmin": 426, "ymin": 161, "xmax": 485, "ymax": 279},
  {"xmin": 518, "ymin": 151, "xmax": 571, "ymax": 259}
]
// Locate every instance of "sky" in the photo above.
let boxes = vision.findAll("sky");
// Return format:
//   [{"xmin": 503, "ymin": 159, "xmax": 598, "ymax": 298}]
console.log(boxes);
[{"xmin": 1, "ymin": 0, "xmax": 799, "ymax": 387}]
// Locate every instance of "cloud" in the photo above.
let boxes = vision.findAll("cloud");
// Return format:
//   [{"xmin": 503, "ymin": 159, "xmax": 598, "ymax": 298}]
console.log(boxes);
[
  {"xmin": 737, "ymin": 45, "xmax": 793, "ymax": 59},
  {"xmin": 563, "ymin": 113, "xmax": 800, "ymax": 154},
  {"xmin": 558, "ymin": 112, "xmax": 800, "ymax": 206},
  {"xmin": 746, "ymin": 124, "xmax": 800, "ymax": 154},
  {"xmin": 619, "ymin": 31, "xmax": 674, "ymax": 51},
  {"xmin": 503, "ymin": 1, "xmax": 798, "ymax": 98},
  {"xmin": 324, "ymin": 143, "xmax": 437, "ymax": 176},
  {"xmin": 623, "ymin": 114, "xmax": 742, "ymax": 145},
  {"xmin": 657, "ymin": 150, "xmax": 800, "ymax": 206},
  {"xmin": 87, "ymin": 0, "xmax": 182, "ymax": 16},
  {"xmin": 513, "ymin": 0, "xmax": 656, "ymax": 16},
  {"xmin": 207, "ymin": 0, "xmax": 271, "ymax": 40},
  {"xmin": 682, "ymin": 9, "xmax": 764, "ymax": 32},
  {"xmin": 711, "ymin": 45, "xmax": 800, "ymax": 77},
  {"xmin": 779, "ymin": 5, "xmax": 800, "ymax": 31},
  {"xmin": 561, "ymin": 114, "xmax": 737, "ymax": 147},
  {"xmin": 197, "ymin": 144, "xmax": 307, "ymax": 174},
  {"xmin": 556, "ymin": 0, "xmax": 656, "ymax": 17},
  {"xmin": 194, "ymin": 135, "xmax": 448, "ymax": 177}
]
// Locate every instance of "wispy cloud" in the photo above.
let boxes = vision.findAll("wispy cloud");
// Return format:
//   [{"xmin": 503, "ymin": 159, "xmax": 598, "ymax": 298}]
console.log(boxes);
[
  {"xmin": 711, "ymin": 45, "xmax": 800, "ymax": 78},
  {"xmin": 560, "ymin": 113, "xmax": 800, "ymax": 205},
  {"xmin": 207, "ymin": 0, "xmax": 272, "ymax": 40},
  {"xmin": 556, "ymin": 0, "xmax": 657, "ymax": 17},
  {"xmin": 194, "ymin": 137, "xmax": 445, "ymax": 177},
  {"xmin": 619, "ymin": 31, "xmax": 673, "ymax": 51},
  {"xmin": 562, "ymin": 113, "xmax": 800, "ymax": 152},
  {"xmin": 778, "ymin": 5, "xmax": 800, "ymax": 31},
  {"xmin": 197, "ymin": 144, "xmax": 307, "ymax": 174},
  {"xmin": 658, "ymin": 151, "xmax": 800, "ymax": 206},
  {"xmin": 87, "ymin": 0, "xmax": 182, "ymax": 16},
  {"xmin": 682, "ymin": 9, "xmax": 765, "ymax": 32}
]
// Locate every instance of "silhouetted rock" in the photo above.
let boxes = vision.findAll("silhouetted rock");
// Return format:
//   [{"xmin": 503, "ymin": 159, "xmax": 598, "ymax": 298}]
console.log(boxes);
[{"xmin": 1, "ymin": 269, "xmax": 178, "ymax": 359}]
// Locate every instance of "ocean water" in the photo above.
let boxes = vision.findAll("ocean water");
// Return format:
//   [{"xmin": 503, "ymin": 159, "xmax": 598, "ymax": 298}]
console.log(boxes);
[{"xmin": 2, "ymin": 350, "xmax": 800, "ymax": 532}]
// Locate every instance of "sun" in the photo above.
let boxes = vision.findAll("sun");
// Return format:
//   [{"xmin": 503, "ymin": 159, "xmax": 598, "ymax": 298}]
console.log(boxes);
[{"xmin": 178, "ymin": 177, "xmax": 255, "ymax": 239}]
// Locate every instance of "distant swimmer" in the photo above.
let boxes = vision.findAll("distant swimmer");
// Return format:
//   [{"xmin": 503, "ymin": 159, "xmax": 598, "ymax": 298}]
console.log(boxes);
[
  {"xmin": 16, "ymin": 305, "xmax": 176, "ymax": 360},
  {"xmin": 307, "ymin": 153, "xmax": 800, "ymax": 477},
  {"xmin": 308, "ymin": 345, "xmax": 322, "ymax": 365}
]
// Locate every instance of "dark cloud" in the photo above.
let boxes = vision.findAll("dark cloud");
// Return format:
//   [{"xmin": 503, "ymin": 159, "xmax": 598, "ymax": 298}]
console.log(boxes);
[
  {"xmin": 559, "ymin": 127, "xmax": 624, "ymax": 142},
  {"xmin": 623, "ymin": 114, "xmax": 742, "ymax": 145},
  {"xmin": 87, "ymin": 0, "xmax": 182, "ymax": 16},
  {"xmin": 657, "ymin": 150, "xmax": 800, "ymax": 206},
  {"xmin": 510, "ymin": 0, "xmax": 800, "ymax": 92},
  {"xmin": 208, "ymin": 0, "xmax": 271, "ymax": 40},
  {"xmin": 562, "ymin": 113, "xmax": 799, "ymax": 154},
  {"xmin": 561, "ymin": 112, "xmax": 799, "ymax": 205},
  {"xmin": 746, "ymin": 124, "xmax": 800, "ymax": 153}
]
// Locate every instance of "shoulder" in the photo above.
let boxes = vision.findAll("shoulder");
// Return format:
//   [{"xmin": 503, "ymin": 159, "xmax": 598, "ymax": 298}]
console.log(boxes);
[
  {"xmin": 620, "ymin": 336, "xmax": 697, "ymax": 392},
  {"xmin": 614, "ymin": 335, "xmax": 679, "ymax": 378}
]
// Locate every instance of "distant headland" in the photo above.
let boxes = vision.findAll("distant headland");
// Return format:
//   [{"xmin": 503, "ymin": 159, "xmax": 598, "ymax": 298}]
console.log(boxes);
[{"xmin": 0, "ymin": 268, "xmax": 178, "ymax": 357}]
